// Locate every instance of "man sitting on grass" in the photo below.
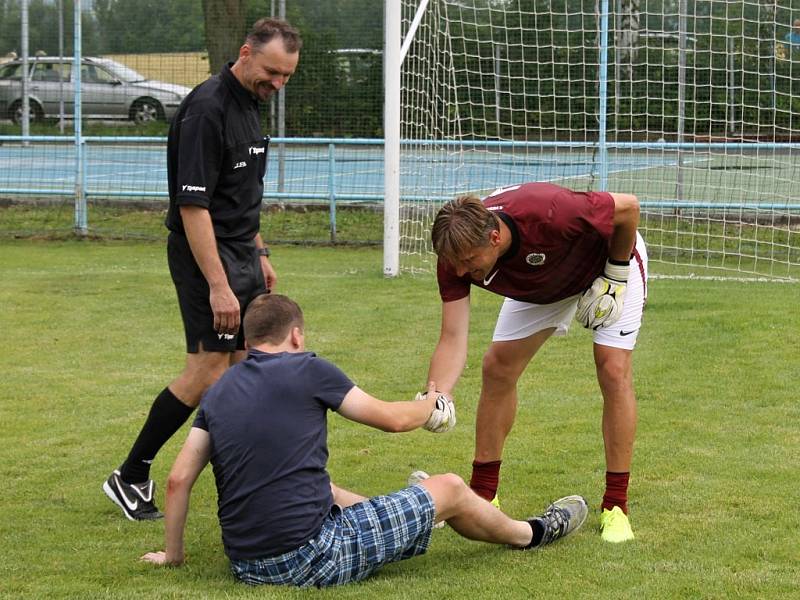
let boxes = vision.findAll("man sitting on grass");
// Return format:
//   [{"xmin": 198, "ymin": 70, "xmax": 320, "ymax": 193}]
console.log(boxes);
[{"xmin": 141, "ymin": 293, "xmax": 587, "ymax": 587}]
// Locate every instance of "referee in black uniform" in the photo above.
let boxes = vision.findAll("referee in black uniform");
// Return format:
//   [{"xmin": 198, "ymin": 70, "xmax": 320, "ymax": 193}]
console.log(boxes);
[{"xmin": 104, "ymin": 18, "xmax": 302, "ymax": 520}]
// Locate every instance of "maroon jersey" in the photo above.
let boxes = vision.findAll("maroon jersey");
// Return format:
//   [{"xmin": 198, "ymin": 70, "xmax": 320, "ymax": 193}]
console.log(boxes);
[{"xmin": 437, "ymin": 182, "xmax": 615, "ymax": 305}]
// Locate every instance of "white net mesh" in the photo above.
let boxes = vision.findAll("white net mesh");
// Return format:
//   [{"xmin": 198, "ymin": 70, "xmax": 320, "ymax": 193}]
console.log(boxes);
[{"xmin": 397, "ymin": 0, "xmax": 800, "ymax": 280}]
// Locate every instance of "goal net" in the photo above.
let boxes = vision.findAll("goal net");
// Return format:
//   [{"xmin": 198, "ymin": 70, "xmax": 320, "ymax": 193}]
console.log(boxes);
[{"xmin": 394, "ymin": 0, "xmax": 800, "ymax": 280}]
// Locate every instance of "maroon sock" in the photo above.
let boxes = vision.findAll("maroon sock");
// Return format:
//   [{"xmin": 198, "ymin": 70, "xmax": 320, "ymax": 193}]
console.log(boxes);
[
  {"xmin": 469, "ymin": 460, "xmax": 502, "ymax": 501},
  {"xmin": 602, "ymin": 471, "xmax": 630, "ymax": 514}
]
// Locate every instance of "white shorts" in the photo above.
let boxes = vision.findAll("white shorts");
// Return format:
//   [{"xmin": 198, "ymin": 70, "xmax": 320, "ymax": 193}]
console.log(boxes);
[{"xmin": 492, "ymin": 233, "xmax": 648, "ymax": 350}]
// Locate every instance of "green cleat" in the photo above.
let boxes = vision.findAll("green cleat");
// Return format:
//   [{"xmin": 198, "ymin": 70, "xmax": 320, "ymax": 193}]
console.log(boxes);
[
  {"xmin": 490, "ymin": 495, "xmax": 500, "ymax": 509},
  {"xmin": 599, "ymin": 506, "xmax": 635, "ymax": 543}
]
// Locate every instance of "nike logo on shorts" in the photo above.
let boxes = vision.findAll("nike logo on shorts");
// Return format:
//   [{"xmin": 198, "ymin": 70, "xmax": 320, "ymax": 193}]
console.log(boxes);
[{"xmin": 619, "ymin": 330, "xmax": 635, "ymax": 336}]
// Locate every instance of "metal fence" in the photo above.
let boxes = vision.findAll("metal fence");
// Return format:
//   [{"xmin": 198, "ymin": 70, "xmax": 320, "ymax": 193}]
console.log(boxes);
[{"xmin": 0, "ymin": 135, "xmax": 387, "ymax": 242}]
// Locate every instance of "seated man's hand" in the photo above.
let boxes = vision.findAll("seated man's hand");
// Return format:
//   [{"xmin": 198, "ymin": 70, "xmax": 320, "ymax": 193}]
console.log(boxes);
[
  {"xmin": 576, "ymin": 259, "xmax": 629, "ymax": 330},
  {"xmin": 415, "ymin": 387, "xmax": 456, "ymax": 433}
]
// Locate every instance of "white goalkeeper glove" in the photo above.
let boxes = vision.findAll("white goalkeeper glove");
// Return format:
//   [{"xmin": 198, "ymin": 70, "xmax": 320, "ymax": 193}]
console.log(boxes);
[
  {"xmin": 414, "ymin": 391, "xmax": 456, "ymax": 433},
  {"xmin": 575, "ymin": 259, "xmax": 629, "ymax": 330}
]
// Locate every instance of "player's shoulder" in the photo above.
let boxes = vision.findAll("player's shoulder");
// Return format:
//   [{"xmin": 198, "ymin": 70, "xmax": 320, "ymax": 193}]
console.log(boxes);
[
  {"xmin": 484, "ymin": 182, "xmax": 564, "ymax": 205},
  {"xmin": 482, "ymin": 182, "xmax": 558, "ymax": 219},
  {"xmin": 302, "ymin": 352, "xmax": 342, "ymax": 373},
  {"xmin": 180, "ymin": 77, "xmax": 227, "ymax": 118},
  {"xmin": 272, "ymin": 350, "xmax": 332, "ymax": 373},
  {"xmin": 189, "ymin": 73, "xmax": 225, "ymax": 99},
  {"xmin": 303, "ymin": 352, "xmax": 355, "ymax": 383}
]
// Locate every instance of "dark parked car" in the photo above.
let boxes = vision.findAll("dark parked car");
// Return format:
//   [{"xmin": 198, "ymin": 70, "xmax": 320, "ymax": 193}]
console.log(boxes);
[{"xmin": 0, "ymin": 56, "xmax": 191, "ymax": 124}]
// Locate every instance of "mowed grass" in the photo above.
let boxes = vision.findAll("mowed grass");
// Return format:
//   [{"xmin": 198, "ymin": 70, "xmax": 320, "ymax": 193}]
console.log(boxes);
[
  {"xmin": 0, "ymin": 240, "xmax": 798, "ymax": 599},
  {"xmin": 0, "ymin": 202, "xmax": 383, "ymax": 245},
  {"xmin": 2, "ymin": 202, "xmax": 797, "ymax": 280}
]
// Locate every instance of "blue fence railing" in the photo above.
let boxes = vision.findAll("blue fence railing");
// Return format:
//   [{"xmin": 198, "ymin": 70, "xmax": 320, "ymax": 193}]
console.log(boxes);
[{"xmin": 3, "ymin": 135, "xmax": 800, "ymax": 218}]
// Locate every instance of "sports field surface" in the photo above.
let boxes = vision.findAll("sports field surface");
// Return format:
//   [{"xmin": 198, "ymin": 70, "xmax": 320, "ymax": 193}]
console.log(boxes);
[{"xmin": 1, "ymin": 240, "xmax": 797, "ymax": 599}]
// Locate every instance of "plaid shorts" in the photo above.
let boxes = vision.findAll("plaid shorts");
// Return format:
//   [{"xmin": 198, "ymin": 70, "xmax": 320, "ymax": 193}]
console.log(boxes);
[{"xmin": 229, "ymin": 484, "xmax": 436, "ymax": 588}]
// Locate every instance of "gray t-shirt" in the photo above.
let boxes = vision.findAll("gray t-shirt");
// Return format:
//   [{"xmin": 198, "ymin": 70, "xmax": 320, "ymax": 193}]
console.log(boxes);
[{"xmin": 194, "ymin": 349, "xmax": 354, "ymax": 559}]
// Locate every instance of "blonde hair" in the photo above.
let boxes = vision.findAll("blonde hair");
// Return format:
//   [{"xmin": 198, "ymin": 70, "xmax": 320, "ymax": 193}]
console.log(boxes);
[{"xmin": 431, "ymin": 195, "xmax": 498, "ymax": 265}]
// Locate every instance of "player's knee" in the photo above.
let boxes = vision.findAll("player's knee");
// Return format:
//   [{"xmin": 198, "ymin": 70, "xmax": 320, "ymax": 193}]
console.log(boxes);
[
  {"xmin": 594, "ymin": 352, "xmax": 631, "ymax": 388},
  {"xmin": 186, "ymin": 365, "xmax": 223, "ymax": 391},
  {"xmin": 428, "ymin": 473, "xmax": 470, "ymax": 509},
  {"xmin": 482, "ymin": 349, "xmax": 519, "ymax": 384},
  {"xmin": 177, "ymin": 357, "xmax": 228, "ymax": 400},
  {"xmin": 428, "ymin": 472, "xmax": 466, "ymax": 494},
  {"xmin": 204, "ymin": 362, "xmax": 228, "ymax": 386}
]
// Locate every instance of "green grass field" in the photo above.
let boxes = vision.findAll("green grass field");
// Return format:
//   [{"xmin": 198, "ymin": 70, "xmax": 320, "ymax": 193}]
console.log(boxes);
[
  {"xmin": 1, "ymin": 240, "xmax": 798, "ymax": 599},
  {"xmin": 2, "ymin": 202, "xmax": 798, "ymax": 281}
]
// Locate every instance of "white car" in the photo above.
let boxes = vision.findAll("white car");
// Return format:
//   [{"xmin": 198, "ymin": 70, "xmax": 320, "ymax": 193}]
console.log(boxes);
[{"xmin": 0, "ymin": 56, "xmax": 191, "ymax": 124}]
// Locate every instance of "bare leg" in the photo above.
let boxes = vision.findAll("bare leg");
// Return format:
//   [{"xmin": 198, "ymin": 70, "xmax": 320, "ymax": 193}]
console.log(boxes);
[
  {"xmin": 474, "ymin": 328, "xmax": 554, "ymax": 463},
  {"xmin": 169, "ymin": 346, "xmax": 233, "ymax": 407},
  {"xmin": 593, "ymin": 345, "xmax": 636, "ymax": 472},
  {"xmin": 420, "ymin": 474, "xmax": 532, "ymax": 547},
  {"xmin": 231, "ymin": 349, "xmax": 247, "ymax": 366}
]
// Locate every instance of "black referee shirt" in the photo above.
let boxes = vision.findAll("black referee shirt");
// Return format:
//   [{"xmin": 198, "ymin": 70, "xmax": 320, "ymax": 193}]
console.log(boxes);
[{"xmin": 166, "ymin": 63, "xmax": 269, "ymax": 242}]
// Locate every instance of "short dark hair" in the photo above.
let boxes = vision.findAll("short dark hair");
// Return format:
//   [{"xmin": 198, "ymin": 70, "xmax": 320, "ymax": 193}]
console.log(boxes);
[
  {"xmin": 246, "ymin": 18, "xmax": 303, "ymax": 53},
  {"xmin": 243, "ymin": 294, "xmax": 304, "ymax": 346},
  {"xmin": 431, "ymin": 194, "xmax": 498, "ymax": 265}
]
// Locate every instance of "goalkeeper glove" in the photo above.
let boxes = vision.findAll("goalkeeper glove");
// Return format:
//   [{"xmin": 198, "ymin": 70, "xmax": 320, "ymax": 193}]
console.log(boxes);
[
  {"xmin": 414, "ymin": 391, "xmax": 456, "ymax": 433},
  {"xmin": 575, "ymin": 258, "xmax": 629, "ymax": 330}
]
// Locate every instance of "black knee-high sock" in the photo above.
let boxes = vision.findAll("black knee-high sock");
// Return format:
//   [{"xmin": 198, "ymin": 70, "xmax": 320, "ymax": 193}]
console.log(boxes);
[{"xmin": 119, "ymin": 387, "xmax": 194, "ymax": 484}]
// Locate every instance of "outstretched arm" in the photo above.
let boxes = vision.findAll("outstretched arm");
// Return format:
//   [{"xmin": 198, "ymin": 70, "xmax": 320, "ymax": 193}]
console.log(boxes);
[
  {"xmin": 337, "ymin": 381, "xmax": 440, "ymax": 433},
  {"xmin": 426, "ymin": 296, "xmax": 470, "ymax": 394},
  {"xmin": 140, "ymin": 427, "xmax": 211, "ymax": 566}
]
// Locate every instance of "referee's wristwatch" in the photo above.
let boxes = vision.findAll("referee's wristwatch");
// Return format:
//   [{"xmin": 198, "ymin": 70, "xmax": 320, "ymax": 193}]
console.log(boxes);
[{"xmin": 257, "ymin": 247, "xmax": 271, "ymax": 258}]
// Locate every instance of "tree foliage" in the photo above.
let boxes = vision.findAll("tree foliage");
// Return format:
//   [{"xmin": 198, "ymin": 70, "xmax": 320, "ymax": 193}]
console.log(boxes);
[
  {"xmin": 0, "ymin": 0, "xmax": 383, "ymax": 137},
  {"xmin": 4, "ymin": 1, "xmax": 797, "ymax": 138},
  {"xmin": 94, "ymin": 0, "xmax": 204, "ymax": 54},
  {"xmin": 0, "ymin": 0, "xmax": 100, "ymax": 56},
  {"xmin": 282, "ymin": 0, "xmax": 382, "ymax": 137}
]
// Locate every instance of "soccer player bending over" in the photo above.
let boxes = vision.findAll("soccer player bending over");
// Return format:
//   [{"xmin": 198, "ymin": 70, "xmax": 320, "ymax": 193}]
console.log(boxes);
[
  {"xmin": 425, "ymin": 182, "xmax": 647, "ymax": 543},
  {"xmin": 141, "ymin": 293, "xmax": 587, "ymax": 588}
]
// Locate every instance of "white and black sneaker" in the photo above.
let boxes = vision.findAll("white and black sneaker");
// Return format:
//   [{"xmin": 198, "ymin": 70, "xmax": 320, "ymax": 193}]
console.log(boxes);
[
  {"xmin": 524, "ymin": 495, "xmax": 588, "ymax": 549},
  {"xmin": 103, "ymin": 469, "xmax": 163, "ymax": 521}
]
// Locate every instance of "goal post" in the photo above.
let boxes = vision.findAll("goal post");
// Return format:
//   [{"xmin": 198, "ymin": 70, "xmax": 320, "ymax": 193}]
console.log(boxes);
[
  {"xmin": 385, "ymin": 0, "xmax": 800, "ymax": 281},
  {"xmin": 384, "ymin": 0, "xmax": 401, "ymax": 277}
]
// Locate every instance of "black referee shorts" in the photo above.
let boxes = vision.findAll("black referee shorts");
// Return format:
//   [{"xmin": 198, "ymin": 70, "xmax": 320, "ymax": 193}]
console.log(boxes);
[{"xmin": 167, "ymin": 232, "xmax": 267, "ymax": 353}]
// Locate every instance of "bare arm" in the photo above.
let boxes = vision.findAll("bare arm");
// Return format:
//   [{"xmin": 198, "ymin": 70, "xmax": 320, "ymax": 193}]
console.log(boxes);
[
  {"xmin": 608, "ymin": 193, "xmax": 640, "ymax": 261},
  {"xmin": 140, "ymin": 427, "xmax": 211, "ymax": 566},
  {"xmin": 426, "ymin": 297, "xmax": 470, "ymax": 395},
  {"xmin": 254, "ymin": 232, "xmax": 277, "ymax": 291},
  {"xmin": 336, "ymin": 381, "xmax": 438, "ymax": 433},
  {"xmin": 180, "ymin": 205, "xmax": 240, "ymax": 336}
]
